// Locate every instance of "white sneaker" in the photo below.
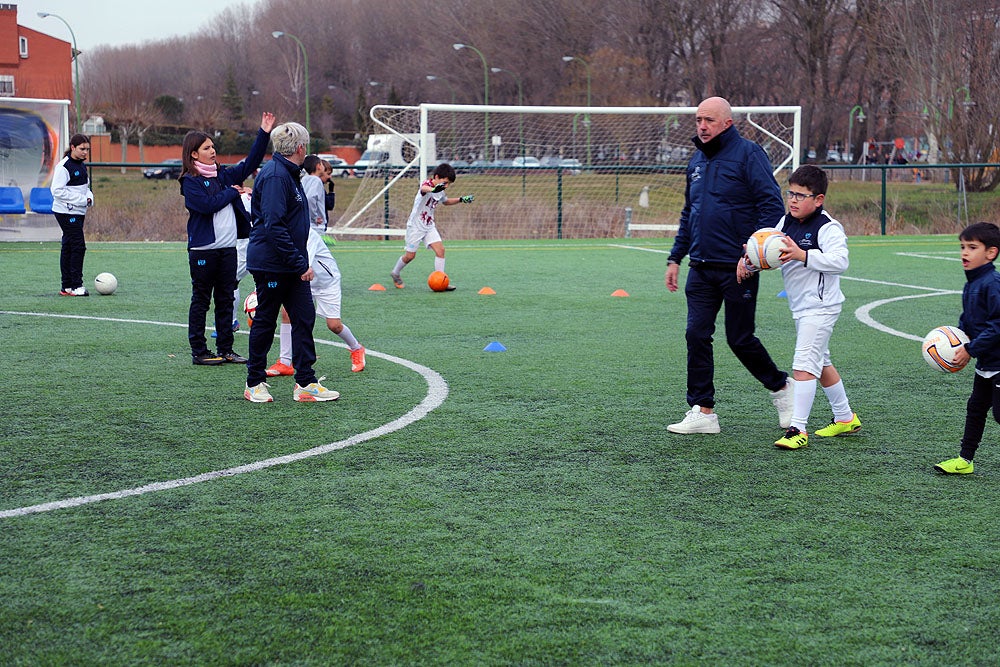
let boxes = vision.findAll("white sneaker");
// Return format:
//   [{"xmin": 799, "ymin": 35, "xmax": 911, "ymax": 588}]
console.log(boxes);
[
  {"xmin": 771, "ymin": 380, "xmax": 794, "ymax": 429},
  {"xmin": 244, "ymin": 382, "xmax": 274, "ymax": 403},
  {"xmin": 293, "ymin": 376, "xmax": 340, "ymax": 402},
  {"xmin": 667, "ymin": 405, "xmax": 720, "ymax": 434}
]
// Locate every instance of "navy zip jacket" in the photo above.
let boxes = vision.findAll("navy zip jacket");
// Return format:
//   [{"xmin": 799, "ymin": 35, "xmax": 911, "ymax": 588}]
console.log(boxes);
[
  {"xmin": 247, "ymin": 153, "xmax": 310, "ymax": 276},
  {"xmin": 180, "ymin": 127, "xmax": 270, "ymax": 249},
  {"xmin": 959, "ymin": 261, "xmax": 1000, "ymax": 371},
  {"xmin": 668, "ymin": 125, "xmax": 784, "ymax": 266}
]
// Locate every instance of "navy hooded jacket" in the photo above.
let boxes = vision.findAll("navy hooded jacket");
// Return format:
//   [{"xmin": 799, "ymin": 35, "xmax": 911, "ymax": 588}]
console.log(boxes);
[
  {"xmin": 246, "ymin": 152, "xmax": 311, "ymax": 276},
  {"xmin": 180, "ymin": 127, "xmax": 270, "ymax": 249},
  {"xmin": 668, "ymin": 124, "xmax": 784, "ymax": 266}
]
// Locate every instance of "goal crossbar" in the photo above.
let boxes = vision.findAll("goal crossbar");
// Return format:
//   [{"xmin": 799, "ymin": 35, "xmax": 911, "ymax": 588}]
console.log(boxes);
[{"xmin": 330, "ymin": 103, "xmax": 801, "ymax": 239}]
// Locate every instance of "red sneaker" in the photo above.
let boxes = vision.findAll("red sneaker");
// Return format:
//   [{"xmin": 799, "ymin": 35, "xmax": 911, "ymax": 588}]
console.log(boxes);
[
  {"xmin": 350, "ymin": 346, "xmax": 366, "ymax": 373},
  {"xmin": 265, "ymin": 361, "xmax": 295, "ymax": 377}
]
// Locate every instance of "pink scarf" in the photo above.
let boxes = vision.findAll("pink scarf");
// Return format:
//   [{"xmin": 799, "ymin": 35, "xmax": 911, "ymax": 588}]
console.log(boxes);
[{"xmin": 193, "ymin": 160, "xmax": 218, "ymax": 178}]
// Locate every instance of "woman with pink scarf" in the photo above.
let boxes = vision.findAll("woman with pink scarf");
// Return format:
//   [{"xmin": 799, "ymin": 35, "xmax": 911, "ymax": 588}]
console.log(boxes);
[{"xmin": 180, "ymin": 111, "xmax": 275, "ymax": 366}]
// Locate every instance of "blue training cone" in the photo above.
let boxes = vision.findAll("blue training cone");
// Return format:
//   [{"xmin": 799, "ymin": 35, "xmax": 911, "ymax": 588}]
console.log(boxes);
[
  {"xmin": 484, "ymin": 341, "xmax": 507, "ymax": 352},
  {"xmin": 777, "ymin": 290, "xmax": 787, "ymax": 298}
]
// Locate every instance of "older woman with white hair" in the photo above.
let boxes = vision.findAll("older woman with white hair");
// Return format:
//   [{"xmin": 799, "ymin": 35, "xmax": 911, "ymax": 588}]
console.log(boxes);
[{"xmin": 244, "ymin": 122, "xmax": 339, "ymax": 403}]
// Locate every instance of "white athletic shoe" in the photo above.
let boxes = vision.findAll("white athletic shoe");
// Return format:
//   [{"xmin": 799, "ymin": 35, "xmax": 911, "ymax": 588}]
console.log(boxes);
[
  {"xmin": 771, "ymin": 380, "xmax": 794, "ymax": 429},
  {"xmin": 667, "ymin": 405, "xmax": 720, "ymax": 434},
  {"xmin": 293, "ymin": 377, "xmax": 340, "ymax": 402}
]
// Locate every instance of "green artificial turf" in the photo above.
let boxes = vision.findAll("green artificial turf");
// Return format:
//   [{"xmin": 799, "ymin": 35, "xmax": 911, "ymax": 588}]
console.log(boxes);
[{"xmin": 1, "ymin": 236, "xmax": 998, "ymax": 665}]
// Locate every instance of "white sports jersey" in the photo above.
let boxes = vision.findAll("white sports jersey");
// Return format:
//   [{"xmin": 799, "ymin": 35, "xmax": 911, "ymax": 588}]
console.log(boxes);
[
  {"xmin": 775, "ymin": 208, "xmax": 848, "ymax": 317},
  {"xmin": 406, "ymin": 179, "xmax": 448, "ymax": 228}
]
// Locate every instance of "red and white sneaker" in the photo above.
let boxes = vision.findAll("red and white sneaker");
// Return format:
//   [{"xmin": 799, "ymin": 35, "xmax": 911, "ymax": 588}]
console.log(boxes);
[
  {"xmin": 350, "ymin": 346, "xmax": 366, "ymax": 373},
  {"xmin": 265, "ymin": 361, "xmax": 295, "ymax": 377}
]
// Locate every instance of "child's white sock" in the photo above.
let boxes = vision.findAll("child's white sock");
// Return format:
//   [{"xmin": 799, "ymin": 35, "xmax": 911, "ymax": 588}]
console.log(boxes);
[
  {"xmin": 392, "ymin": 257, "xmax": 406, "ymax": 275},
  {"xmin": 434, "ymin": 257, "xmax": 445, "ymax": 273},
  {"xmin": 822, "ymin": 380, "xmax": 853, "ymax": 422},
  {"xmin": 337, "ymin": 324, "xmax": 360, "ymax": 350},
  {"xmin": 279, "ymin": 322, "xmax": 292, "ymax": 364},
  {"xmin": 791, "ymin": 378, "xmax": 817, "ymax": 432},
  {"xmin": 232, "ymin": 287, "xmax": 241, "ymax": 325}
]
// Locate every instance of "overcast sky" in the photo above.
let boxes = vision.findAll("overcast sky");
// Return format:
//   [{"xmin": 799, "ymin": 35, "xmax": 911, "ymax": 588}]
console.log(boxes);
[{"xmin": 15, "ymin": 0, "xmax": 248, "ymax": 52}]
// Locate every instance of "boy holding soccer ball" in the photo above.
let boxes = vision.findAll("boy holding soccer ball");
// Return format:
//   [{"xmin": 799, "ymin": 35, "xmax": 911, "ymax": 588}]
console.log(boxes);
[
  {"xmin": 738, "ymin": 165, "xmax": 861, "ymax": 450},
  {"xmin": 934, "ymin": 222, "xmax": 1000, "ymax": 474},
  {"xmin": 390, "ymin": 163, "xmax": 474, "ymax": 290}
]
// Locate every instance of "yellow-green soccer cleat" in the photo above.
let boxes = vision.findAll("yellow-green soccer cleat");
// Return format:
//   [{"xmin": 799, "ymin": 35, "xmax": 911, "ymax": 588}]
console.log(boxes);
[
  {"xmin": 814, "ymin": 413, "xmax": 862, "ymax": 437},
  {"xmin": 775, "ymin": 426, "xmax": 808, "ymax": 450},
  {"xmin": 934, "ymin": 457, "xmax": 974, "ymax": 474}
]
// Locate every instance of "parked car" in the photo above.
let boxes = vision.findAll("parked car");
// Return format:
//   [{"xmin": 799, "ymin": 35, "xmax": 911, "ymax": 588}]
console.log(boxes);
[
  {"xmin": 316, "ymin": 154, "xmax": 351, "ymax": 178},
  {"xmin": 143, "ymin": 158, "xmax": 183, "ymax": 179},
  {"xmin": 351, "ymin": 150, "xmax": 389, "ymax": 177},
  {"xmin": 558, "ymin": 158, "xmax": 583, "ymax": 175},
  {"xmin": 511, "ymin": 156, "xmax": 541, "ymax": 168}
]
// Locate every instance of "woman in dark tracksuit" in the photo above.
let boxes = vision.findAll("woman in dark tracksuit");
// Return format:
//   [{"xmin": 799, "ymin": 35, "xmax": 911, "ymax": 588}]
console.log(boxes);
[
  {"xmin": 180, "ymin": 112, "xmax": 274, "ymax": 366},
  {"xmin": 51, "ymin": 134, "xmax": 94, "ymax": 296}
]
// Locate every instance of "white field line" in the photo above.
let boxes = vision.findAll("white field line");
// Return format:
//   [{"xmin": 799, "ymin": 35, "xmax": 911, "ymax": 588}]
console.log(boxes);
[
  {"xmin": 0, "ymin": 312, "xmax": 447, "ymax": 519},
  {"xmin": 610, "ymin": 245, "xmax": 962, "ymax": 341}
]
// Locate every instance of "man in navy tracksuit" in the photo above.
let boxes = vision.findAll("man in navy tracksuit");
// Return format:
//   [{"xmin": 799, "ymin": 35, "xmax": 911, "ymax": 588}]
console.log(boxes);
[
  {"xmin": 664, "ymin": 97, "xmax": 791, "ymax": 434},
  {"xmin": 244, "ymin": 122, "xmax": 339, "ymax": 403}
]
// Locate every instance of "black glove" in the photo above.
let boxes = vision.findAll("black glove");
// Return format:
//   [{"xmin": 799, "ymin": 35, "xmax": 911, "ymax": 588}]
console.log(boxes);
[
  {"xmin": 459, "ymin": 194, "xmax": 475, "ymax": 204},
  {"xmin": 431, "ymin": 182, "xmax": 447, "ymax": 193}
]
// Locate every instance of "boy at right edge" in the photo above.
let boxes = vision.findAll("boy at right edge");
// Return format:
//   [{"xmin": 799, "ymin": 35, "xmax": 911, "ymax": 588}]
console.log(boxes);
[{"xmin": 935, "ymin": 222, "xmax": 1000, "ymax": 474}]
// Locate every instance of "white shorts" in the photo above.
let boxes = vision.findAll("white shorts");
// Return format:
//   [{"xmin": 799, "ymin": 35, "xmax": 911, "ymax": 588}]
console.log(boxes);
[
  {"xmin": 404, "ymin": 223, "xmax": 442, "ymax": 253},
  {"xmin": 311, "ymin": 253, "xmax": 342, "ymax": 319},
  {"xmin": 792, "ymin": 310, "xmax": 840, "ymax": 378}
]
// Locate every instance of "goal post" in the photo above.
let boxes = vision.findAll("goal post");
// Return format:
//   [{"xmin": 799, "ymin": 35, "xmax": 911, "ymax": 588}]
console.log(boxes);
[{"xmin": 332, "ymin": 103, "xmax": 801, "ymax": 240}]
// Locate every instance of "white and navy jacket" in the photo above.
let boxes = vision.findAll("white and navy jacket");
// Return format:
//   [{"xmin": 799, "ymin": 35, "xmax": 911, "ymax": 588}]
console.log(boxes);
[
  {"xmin": 51, "ymin": 156, "xmax": 93, "ymax": 215},
  {"xmin": 775, "ymin": 207, "xmax": 848, "ymax": 317}
]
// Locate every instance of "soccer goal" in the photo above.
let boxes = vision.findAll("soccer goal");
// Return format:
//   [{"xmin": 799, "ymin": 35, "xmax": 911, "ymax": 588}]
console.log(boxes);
[{"xmin": 331, "ymin": 104, "xmax": 801, "ymax": 240}]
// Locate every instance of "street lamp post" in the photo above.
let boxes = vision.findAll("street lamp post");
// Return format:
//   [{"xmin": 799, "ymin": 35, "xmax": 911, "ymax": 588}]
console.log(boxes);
[
  {"xmin": 562, "ymin": 55, "xmax": 592, "ymax": 165},
  {"xmin": 272, "ymin": 31, "xmax": 310, "ymax": 136},
  {"xmin": 38, "ymin": 12, "xmax": 80, "ymax": 132},
  {"xmin": 453, "ymin": 43, "xmax": 489, "ymax": 160},
  {"xmin": 490, "ymin": 67, "xmax": 524, "ymax": 161},
  {"xmin": 847, "ymin": 104, "xmax": 865, "ymax": 165}
]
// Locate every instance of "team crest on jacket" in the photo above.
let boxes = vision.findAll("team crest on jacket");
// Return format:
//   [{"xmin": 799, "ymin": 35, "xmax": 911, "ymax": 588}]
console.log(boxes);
[{"xmin": 692, "ymin": 166, "xmax": 702, "ymax": 182}]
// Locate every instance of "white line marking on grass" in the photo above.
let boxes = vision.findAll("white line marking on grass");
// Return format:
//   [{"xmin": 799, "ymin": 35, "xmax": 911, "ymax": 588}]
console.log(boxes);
[
  {"xmin": 854, "ymin": 291, "xmax": 961, "ymax": 342},
  {"xmin": 895, "ymin": 252, "xmax": 960, "ymax": 262},
  {"xmin": 0, "ymin": 311, "xmax": 447, "ymax": 519},
  {"xmin": 606, "ymin": 245, "xmax": 963, "ymax": 343},
  {"xmin": 607, "ymin": 244, "xmax": 670, "ymax": 254}
]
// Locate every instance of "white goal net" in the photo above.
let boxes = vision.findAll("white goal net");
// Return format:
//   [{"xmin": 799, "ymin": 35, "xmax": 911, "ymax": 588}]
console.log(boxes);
[{"xmin": 332, "ymin": 104, "xmax": 800, "ymax": 240}]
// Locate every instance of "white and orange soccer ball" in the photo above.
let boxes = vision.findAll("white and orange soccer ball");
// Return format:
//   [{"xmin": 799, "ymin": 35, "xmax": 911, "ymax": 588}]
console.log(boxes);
[
  {"xmin": 243, "ymin": 291, "xmax": 258, "ymax": 327},
  {"xmin": 745, "ymin": 228, "xmax": 787, "ymax": 271},
  {"xmin": 921, "ymin": 326, "xmax": 970, "ymax": 373}
]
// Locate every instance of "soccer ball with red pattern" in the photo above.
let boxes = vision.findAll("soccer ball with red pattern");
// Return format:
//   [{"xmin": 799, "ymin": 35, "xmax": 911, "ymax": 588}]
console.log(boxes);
[{"xmin": 243, "ymin": 291, "xmax": 258, "ymax": 327}]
